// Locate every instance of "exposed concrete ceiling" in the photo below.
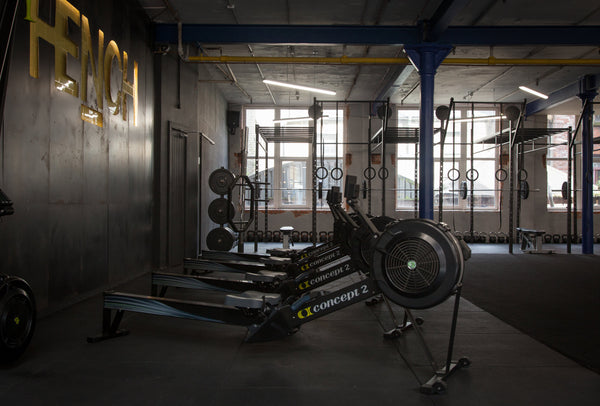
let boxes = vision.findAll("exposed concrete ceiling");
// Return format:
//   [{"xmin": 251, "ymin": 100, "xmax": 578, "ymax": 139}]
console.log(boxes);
[{"xmin": 139, "ymin": 0, "xmax": 600, "ymax": 110}]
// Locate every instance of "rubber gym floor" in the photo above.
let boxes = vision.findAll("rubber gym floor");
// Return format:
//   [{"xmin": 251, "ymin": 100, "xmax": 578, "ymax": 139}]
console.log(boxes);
[{"xmin": 1, "ymin": 243, "xmax": 599, "ymax": 405}]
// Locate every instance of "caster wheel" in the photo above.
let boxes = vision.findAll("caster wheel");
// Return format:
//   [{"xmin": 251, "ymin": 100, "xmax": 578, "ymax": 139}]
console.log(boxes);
[
  {"xmin": 415, "ymin": 317, "xmax": 424, "ymax": 325},
  {"xmin": 432, "ymin": 381, "xmax": 447, "ymax": 394},
  {"xmin": 458, "ymin": 357, "xmax": 471, "ymax": 368},
  {"xmin": 383, "ymin": 329, "xmax": 402, "ymax": 339}
]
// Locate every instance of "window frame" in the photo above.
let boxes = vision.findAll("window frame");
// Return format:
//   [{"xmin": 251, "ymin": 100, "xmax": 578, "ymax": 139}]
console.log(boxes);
[
  {"xmin": 243, "ymin": 106, "xmax": 345, "ymax": 210},
  {"xmin": 395, "ymin": 106, "xmax": 501, "ymax": 212}
]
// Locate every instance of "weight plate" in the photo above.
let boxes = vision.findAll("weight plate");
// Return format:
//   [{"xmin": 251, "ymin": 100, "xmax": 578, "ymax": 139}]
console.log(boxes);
[
  {"xmin": 371, "ymin": 219, "xmax": 464, "ymax": 309},
  {"xmin": 495, "ymin": 168, "xmax": 508, "ymax": 182},
  {"xmin": 208, "ymin": 168, "xmax": 235, "ymax": 195},
  {"xmin": 561, "ymin": 181, "xmax": 568, "ymax": 200},
  {"xmin": 208, "ymin": 198, "xmax": 235, "ymax": 225},
  {"xmin": 519, "ymin": 180, "xmax": 529, "ymax": 200},
  {"xmin": 460, "ymin": 181, "xmax": 468, "ymax": 200},
  {"xmin": 0, "ymin": 280, "xmax": 36, "ymax": 363},
  {"xmin": 206, "ymin": 227, "xmax": 237, "ymax": 251}
]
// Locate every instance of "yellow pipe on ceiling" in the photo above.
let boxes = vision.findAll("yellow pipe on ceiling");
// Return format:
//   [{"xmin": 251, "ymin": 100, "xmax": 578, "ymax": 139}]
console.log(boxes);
[{"xmin": 186, "ymin": 55, "xmax": 600, "ymax": 66}]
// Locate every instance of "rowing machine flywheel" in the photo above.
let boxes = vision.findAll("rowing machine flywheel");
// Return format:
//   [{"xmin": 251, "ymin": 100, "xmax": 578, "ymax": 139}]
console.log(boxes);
[
  {"xmin": 371, "ymin": 219, "xmax": 464, "ymax": 309},
  {"xmin": 0, "ymin": 275, "xmax": 36, "ymax": 363}
]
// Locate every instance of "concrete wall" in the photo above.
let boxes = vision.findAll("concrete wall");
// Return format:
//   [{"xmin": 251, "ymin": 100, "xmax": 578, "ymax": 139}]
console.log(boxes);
[
  {"xmin": 0, "ymin": 0, "xmax": 230, "ymax": 313},
  {"xmin": 153, "ymin": 51, "xmax": 229, "ymax": 267},
  {"xmin": 0, "ymin": 0, "xmax": 154, "ymax": 313}
]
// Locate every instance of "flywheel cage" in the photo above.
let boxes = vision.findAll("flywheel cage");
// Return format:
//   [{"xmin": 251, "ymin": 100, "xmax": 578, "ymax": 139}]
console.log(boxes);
[{"xmin": 384, "ymin": 238, "xmax": 440, "ymax": 295}]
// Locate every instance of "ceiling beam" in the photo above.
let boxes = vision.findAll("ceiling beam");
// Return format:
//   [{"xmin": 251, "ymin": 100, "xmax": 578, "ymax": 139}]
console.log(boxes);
[
  {"xmin": 525, "ymin": 74, "xmax": 600, "ymax": 117},
  {"xmin": 155, "ymin": 24, "xmax": 600, "ymax": 46},
  {"xmin": 424, "ymin": 0, "xmax": 471, "ymax": 42}
]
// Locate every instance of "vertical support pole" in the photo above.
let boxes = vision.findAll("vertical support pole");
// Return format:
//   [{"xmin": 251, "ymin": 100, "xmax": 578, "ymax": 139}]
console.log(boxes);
[
  {"xmin": 419, "ymin": 54, "xmax": 435, "ymax": 220},
  {"xmin": 381, "ymin": 100, "xmax": 388, "ymax": 216},
  {"xmin": 573, "ymin": 140, "xmax": 577, "ymax": 241},
  {"xmin": 508, "ymin": 122, "xmax": 515, "ymax": 254},
  {"xmin": 404, "ymin": 45, "xmax": 452, "ymax": 220},
  {"xmin": 469, "ymin": 104, "xmax": 474, "ymax": 239},
  {"xmin": 367, "ymin": 108, "xmax": 372, "ymax": 216},
  {"xmin": 254, "ymin": 125, "xmax": 259, "ymax": 253},
  {"xmin": 579, "ymin": 80, "xmax": 597, "ymax": 254},
  {"xmin": 265, "ymin": 141, "xmax": 269, "ymax": 244},
  {"xmin": 312, "ymin": 98, "xmax": 318, "ymax": 246},
  {"xmin": 567, "ymin": 128, "xmax": 572, "ymax": 254},
  {"xmin": 414, "ymin": 139, "xmax": 419, "ymax": 218}
]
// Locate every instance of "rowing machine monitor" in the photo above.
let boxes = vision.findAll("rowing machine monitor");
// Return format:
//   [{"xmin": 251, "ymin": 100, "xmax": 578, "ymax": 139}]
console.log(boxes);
[{"xmin": 344, "ymin": 175, "xmax": 360, "ymax": 200}]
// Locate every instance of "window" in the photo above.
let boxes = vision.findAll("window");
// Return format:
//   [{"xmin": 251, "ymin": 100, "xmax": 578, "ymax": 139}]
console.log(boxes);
[
  {"xmin": 244, "ymin": 107, "xmax": 344, "ymax": 209},
  {"xmin": 395, "ymin": 107, "xmax": 500, "ymax": 211},
  {"xmin": 547, "ymin": 114, "xmax": 600, "ymax": 210},
  {"xmin": 546, "ymin": 115, "xmax": 573, "ymax": 210}
]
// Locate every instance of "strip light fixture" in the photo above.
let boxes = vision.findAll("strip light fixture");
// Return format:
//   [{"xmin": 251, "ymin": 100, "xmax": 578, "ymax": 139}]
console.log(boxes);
[
  {"xmin": 263, "ymin": 79, "xmax": 336, "ymax": 95},
  {"xmin": 518, "ymin": 86, "xmax": 549, "ymax": 99}
]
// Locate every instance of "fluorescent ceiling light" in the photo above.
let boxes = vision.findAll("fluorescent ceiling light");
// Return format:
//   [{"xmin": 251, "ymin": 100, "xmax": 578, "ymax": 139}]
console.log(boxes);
[
  {"xmin": 518, "ymin": 86, "xmax": 549, "ymax": 99},
  {"xmin": 451, "ymin": 115, "xmax": 506, "ymax": 123},
  {"xmin": 263, "ymin": 79, "xmax": 336, "ymax": 96}
]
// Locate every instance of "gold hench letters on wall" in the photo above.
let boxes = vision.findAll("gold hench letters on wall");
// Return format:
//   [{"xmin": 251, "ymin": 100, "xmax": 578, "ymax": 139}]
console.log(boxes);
[{"xmin": 27, "ymin": 0, "xmax": 138, "ymax": 128}]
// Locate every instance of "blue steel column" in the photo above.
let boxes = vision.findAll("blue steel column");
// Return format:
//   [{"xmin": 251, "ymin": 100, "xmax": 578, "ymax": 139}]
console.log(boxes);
[
  {"xmin": 405, "ymin": 45, "xmax": 452, "ymax": 219},
  {"xmin": 579, "ymin": 80, "xmax": 597, "ymax": 254}
]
